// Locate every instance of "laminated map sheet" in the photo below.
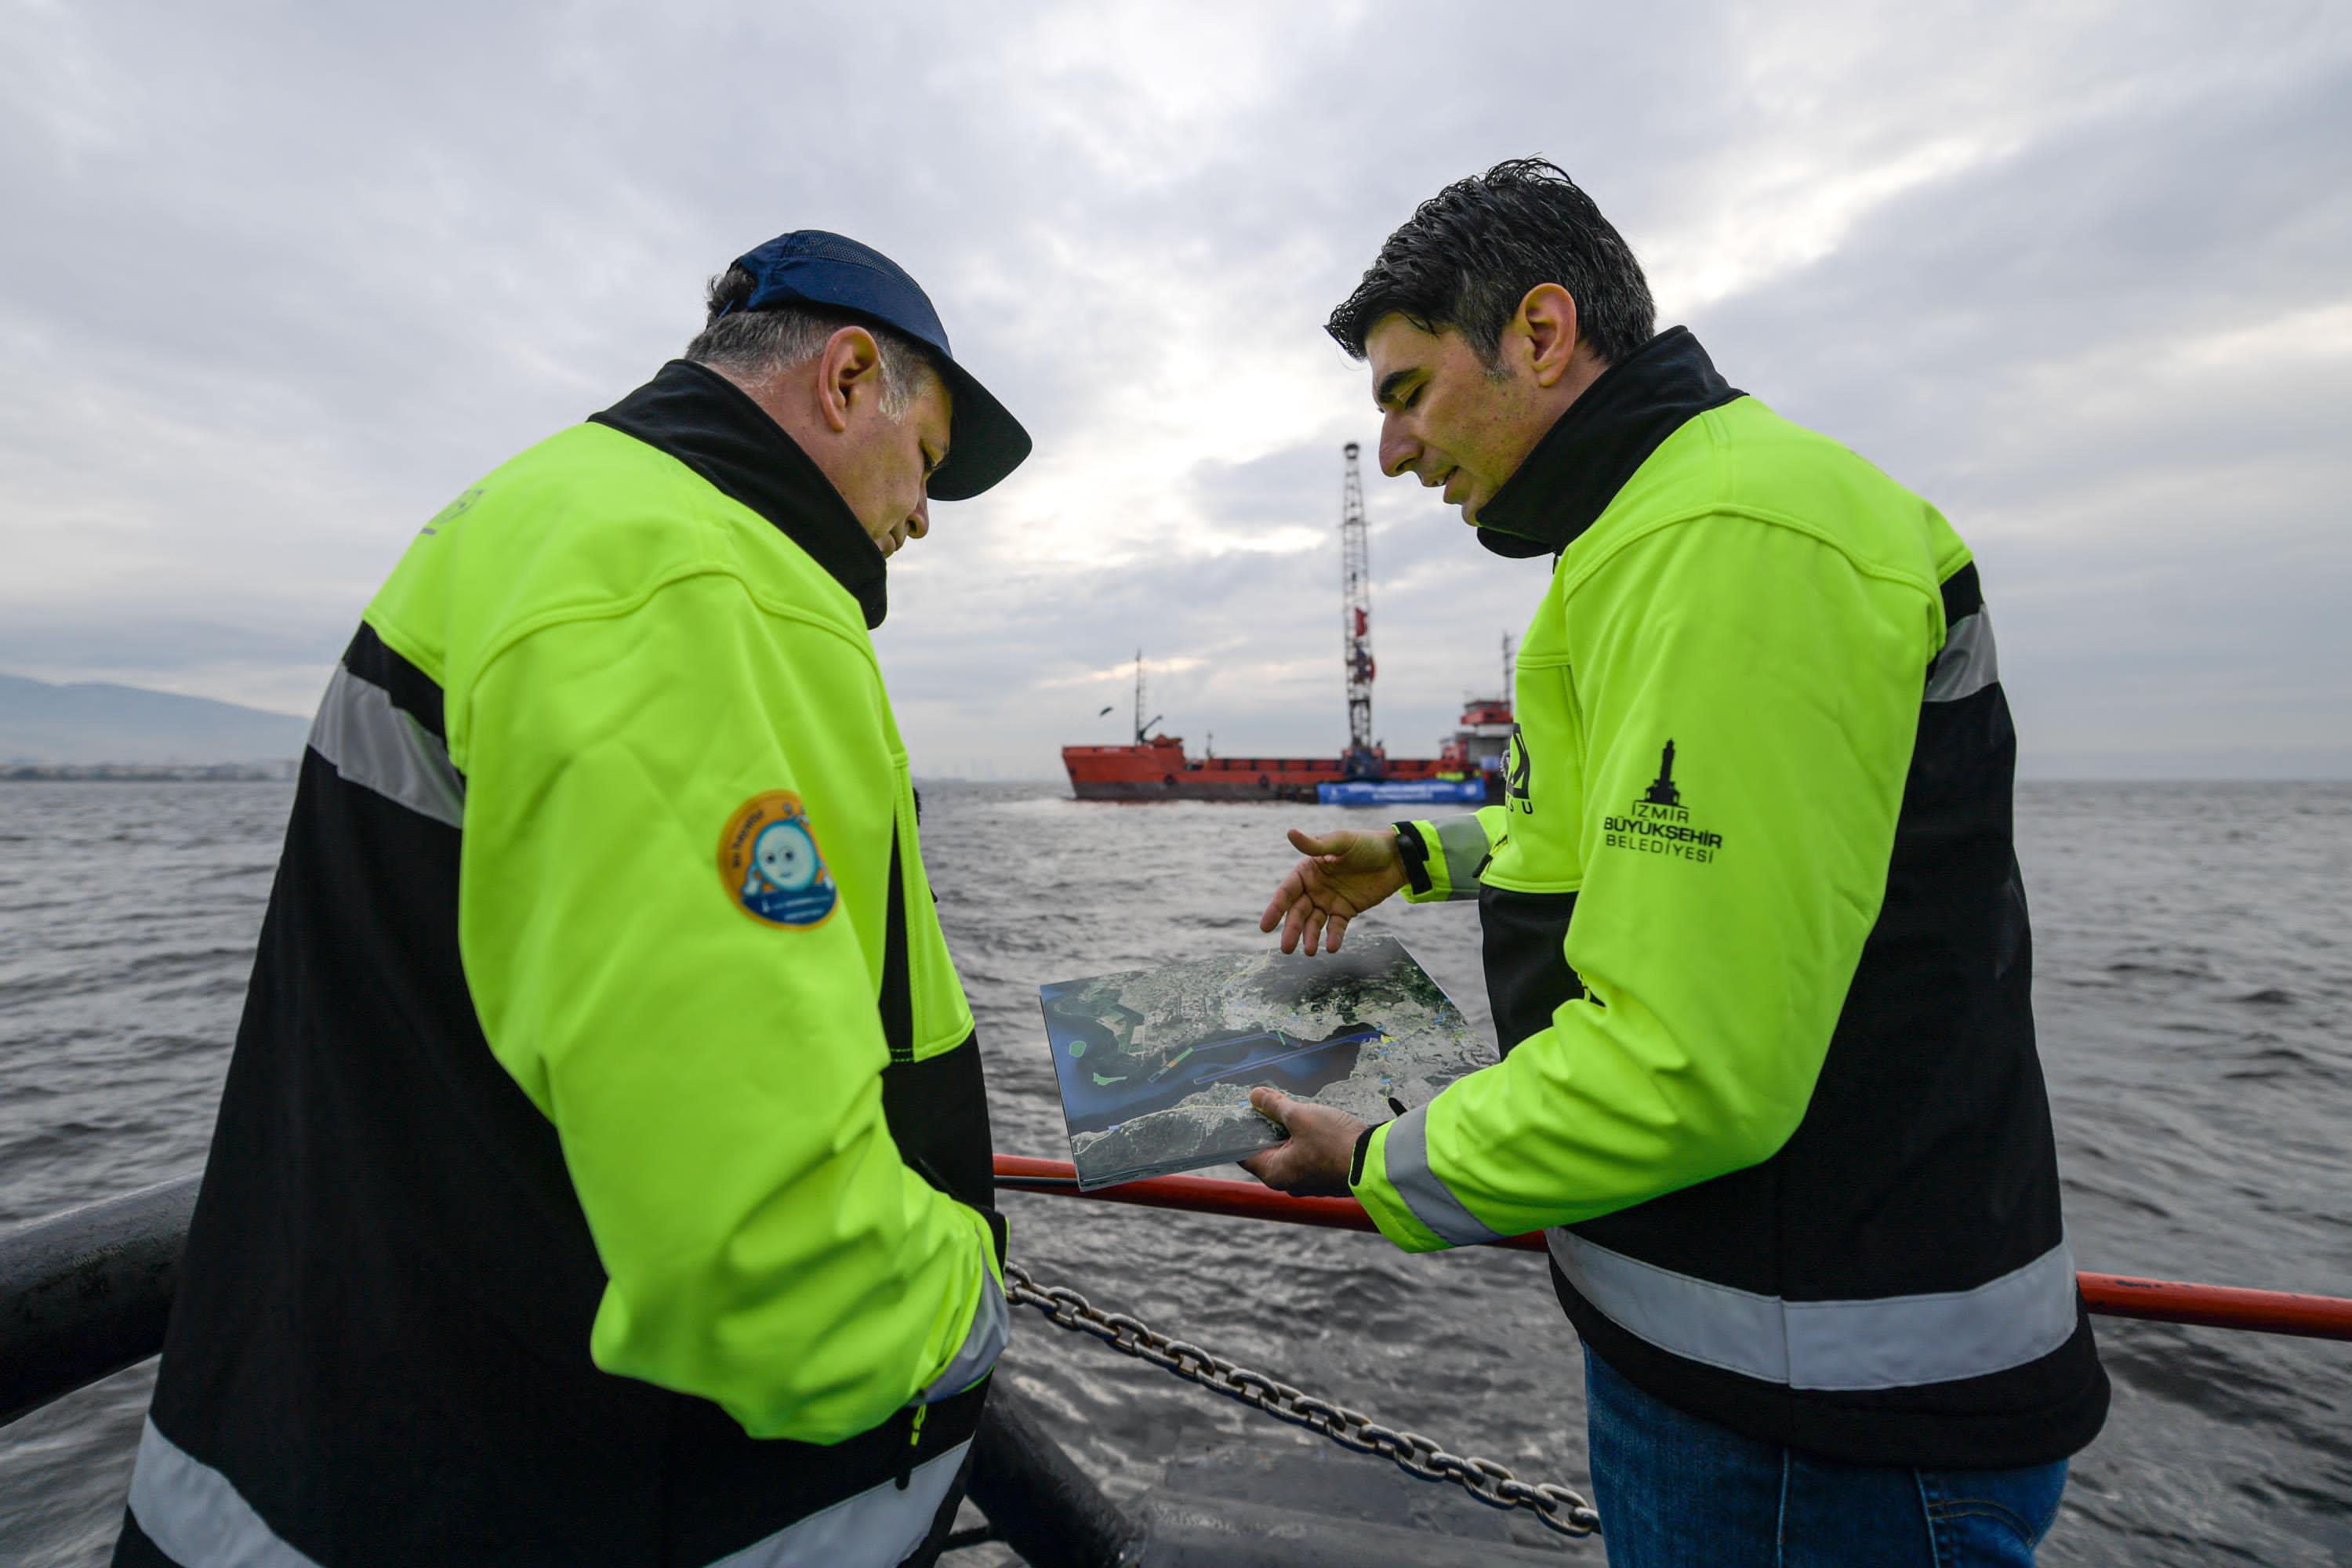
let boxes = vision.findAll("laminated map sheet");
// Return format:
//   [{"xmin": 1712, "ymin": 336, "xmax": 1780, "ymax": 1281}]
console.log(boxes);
[{"xmin": 1037, "ymin": 935, "xmax": 1491, "ymax": 1189}]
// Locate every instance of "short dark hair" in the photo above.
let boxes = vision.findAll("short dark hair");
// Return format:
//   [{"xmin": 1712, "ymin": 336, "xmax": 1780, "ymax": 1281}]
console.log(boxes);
[{"xmin": 1326, "ymin": 158, "xmax": 1656, "ymax": 368}]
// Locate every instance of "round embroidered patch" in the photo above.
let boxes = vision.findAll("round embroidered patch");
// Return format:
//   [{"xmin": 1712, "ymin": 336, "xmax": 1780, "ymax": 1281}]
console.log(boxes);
[{"xmin": 718, "ymin": 791, "xmax": 839, "ymax": 928}]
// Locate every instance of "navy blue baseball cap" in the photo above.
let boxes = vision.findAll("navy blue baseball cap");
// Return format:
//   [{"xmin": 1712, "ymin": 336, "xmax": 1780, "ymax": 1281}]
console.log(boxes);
[{"xmin": 724, "ymin": 230, "xmax": 1031, "ymax": 501}]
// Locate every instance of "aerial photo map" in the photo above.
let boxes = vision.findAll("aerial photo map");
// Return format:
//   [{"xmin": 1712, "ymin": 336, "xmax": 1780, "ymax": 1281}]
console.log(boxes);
[{"xmin": 1038, "ymin": 935, "xmax": 1492, "ymax": 1188}]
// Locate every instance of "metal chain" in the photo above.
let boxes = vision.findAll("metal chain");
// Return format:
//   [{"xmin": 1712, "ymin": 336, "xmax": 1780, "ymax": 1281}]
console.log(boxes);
[{"xmin": 1002, "ymin": 1259, "xmax": 1602, "ymax": 1541}]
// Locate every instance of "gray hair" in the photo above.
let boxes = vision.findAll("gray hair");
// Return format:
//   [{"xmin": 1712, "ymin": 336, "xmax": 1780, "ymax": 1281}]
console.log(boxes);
[{"xmin": 684, "ymin": 264, "xmax": 933, "ymax": 421}]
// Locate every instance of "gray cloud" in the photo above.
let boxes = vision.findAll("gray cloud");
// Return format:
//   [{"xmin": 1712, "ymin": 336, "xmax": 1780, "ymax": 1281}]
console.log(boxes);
[{"xmin": 2, "ymin": 1, "xmax": 2345, "ymax": 775}]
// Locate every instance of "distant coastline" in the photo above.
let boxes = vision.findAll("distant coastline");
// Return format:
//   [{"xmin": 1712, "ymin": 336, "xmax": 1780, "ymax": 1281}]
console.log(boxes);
[
  {"xmin": 1, "ymin": 670, "xmax": 312, "ymax": 771},
  {"xmin": 1, "ymin": 761, "xmax": 296, "ymax": 782}
]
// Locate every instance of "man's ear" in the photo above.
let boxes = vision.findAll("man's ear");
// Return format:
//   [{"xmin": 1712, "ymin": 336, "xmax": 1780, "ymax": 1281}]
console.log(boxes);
[
  {"xmin": 1515, "ymin": 283, "xmax": 1580, "ymax": 387},
  {"xmin": 815, "ymin": 325, "xmax": 886, "ymax": 433}
]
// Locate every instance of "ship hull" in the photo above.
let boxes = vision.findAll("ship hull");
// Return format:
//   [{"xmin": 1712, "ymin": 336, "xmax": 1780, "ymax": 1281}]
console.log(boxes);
[
  {"xmin": 1069, "ymin": 777, "xmax": 1324, "ymax": 802},
  {"xmin": 1062, "ymin": 743, "xmax": 1495, "ymax": 804}
]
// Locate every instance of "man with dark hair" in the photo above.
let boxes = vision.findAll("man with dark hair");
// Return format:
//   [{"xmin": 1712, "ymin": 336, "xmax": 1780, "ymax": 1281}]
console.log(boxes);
[
  {"xmin": 115, "ymin": 232, "xmax": 1029, "ymax": 1568},
  {"xmin": 1247, "ymin": 160, "xmax": 2107, "ymax": 1564}
]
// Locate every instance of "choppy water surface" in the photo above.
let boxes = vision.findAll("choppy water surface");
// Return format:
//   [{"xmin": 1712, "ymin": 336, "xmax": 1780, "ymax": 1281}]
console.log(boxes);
[{"xmin": 2, "ymin": 779, "xmax": 2347, "ymax": 1565}]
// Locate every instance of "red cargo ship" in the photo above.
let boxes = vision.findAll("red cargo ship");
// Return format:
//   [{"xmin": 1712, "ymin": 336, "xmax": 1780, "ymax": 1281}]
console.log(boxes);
[
  {"xmin": 1062, "ymin": 443, "xmax": 1514, "ymax": 804},
  {"xmin": 1061, "ymin": 653, "xmax": 1513, "ymax": 804}
]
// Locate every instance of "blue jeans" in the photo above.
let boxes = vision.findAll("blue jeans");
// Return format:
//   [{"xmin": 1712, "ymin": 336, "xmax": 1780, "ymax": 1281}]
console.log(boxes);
[{"xmin": 1584, "ymin": 1350, "xmax": 2067, "ymax": 1566}]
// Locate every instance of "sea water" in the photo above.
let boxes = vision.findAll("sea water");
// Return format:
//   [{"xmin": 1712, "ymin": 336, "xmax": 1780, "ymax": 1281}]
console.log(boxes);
[{"xmin": 1, "ymin": 779, "xmax": 2347, "ymax": 1565}]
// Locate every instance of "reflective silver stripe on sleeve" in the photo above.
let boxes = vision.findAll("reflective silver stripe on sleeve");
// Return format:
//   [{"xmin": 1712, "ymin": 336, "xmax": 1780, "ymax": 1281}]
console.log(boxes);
[
  {"xmin": 129, "ymin": 1417, "xmax": 325, "ymax": 1568},
  {"xmin": 1381, "ymin": 1103, "xmax": 1507, "ymax": 1246},
  {"xmin": 1546, "ymin": 1228, "xmax": 2079, "ymax": 1391},
  {"xmin": 1432, "ymin": 814, "xmax": 1494, "ymax": 901},
  {"xmin": 916, "ymin": 1264, "xmax": 1007, "ymax": 1403},
  {"xmin": 307, "ymin": 664, "xmax": 465, "ymax": 828},
  {"xmin": 702, "ymin": 1439, "xmax": 972, "ymax": 1568},
  {"xmin": 1925, "ymin": 610, "xmax": 1999, "ymax": 703}
]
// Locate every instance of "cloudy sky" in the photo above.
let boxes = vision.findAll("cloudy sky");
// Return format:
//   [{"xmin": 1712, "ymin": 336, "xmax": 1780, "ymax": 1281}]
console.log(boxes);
[{"xmin": 2, "ymin": 1, "xmax": 2347, "ymax": 777}]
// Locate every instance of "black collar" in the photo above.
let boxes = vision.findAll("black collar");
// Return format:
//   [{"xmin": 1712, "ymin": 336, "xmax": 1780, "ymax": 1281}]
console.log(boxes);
[
  {"xmin": 591, "ymin": 360, "xmax": 888, "ymax": 629},
  {"xmin": 1472, "ymin": 327, "xmax": 1741, "ymax": 559}
]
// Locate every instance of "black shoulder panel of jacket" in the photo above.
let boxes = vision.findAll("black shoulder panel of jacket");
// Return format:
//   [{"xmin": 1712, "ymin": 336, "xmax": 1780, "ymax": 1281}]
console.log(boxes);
[
  {"xmin": 343, "ymin": 620, "xmax": 445, "ymax": 739},
  {"xmin": 1941, "ymin": 559, "xmax": 1983, "ymax": 622}
]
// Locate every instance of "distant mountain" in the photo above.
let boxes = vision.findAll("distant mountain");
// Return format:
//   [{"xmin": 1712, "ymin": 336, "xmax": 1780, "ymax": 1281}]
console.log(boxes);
[{"xmin": 0, "ymin": 672, "xmax": 311, "ymax": 766}]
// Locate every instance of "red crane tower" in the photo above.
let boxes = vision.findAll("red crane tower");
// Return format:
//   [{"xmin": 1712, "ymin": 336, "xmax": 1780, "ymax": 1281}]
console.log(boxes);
[{"xmin": 1338, "ymin": 441, "xmax": 1380, "ymax": 779}]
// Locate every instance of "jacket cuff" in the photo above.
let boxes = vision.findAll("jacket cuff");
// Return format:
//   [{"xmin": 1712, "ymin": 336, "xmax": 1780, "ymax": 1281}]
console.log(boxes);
[
  {"xmin": 1348, "ymin": 1120, "xmax": 1450, "ymax": 1253},
  {"xmin": 1393, "ymin": 821, "xmax": 1435, "ymax": 897},
  {"xmin": 916, "ymin": 1218, "xmax": 1008, "ymax": 1403},
  {"xmin": 1397, "ymin": 815, "xmax": 1494, "ymax": 904},
  {"xmin": 1395, "ymin": 820, "xmax": 1455, "ymax": 903}
]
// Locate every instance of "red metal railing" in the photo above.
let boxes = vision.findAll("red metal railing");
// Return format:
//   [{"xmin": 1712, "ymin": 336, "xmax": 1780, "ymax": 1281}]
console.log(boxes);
[{"xmin": 993, "ymin": 1154, "xmax": 2352, "ymax": 1343}]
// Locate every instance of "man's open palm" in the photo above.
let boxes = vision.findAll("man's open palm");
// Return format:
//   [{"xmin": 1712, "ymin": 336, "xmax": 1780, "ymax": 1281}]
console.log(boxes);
[{"xmin": 1258, "ymin": 827, "xmax": 1406, "ymax": 955}]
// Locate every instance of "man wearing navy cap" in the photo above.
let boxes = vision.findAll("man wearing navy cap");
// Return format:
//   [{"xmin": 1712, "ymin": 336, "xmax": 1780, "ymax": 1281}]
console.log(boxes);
[{"xmin": 115, "ymin": 234, "xmax": 1029, "ymax": 1568}]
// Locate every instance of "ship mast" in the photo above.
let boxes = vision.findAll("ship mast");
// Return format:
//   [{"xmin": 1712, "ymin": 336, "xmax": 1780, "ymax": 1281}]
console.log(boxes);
[
  {"xmin": 1131, "ymin": 649, "xmax": 1161, "ymax": 743},
  {"xmin": 1339, "ymin": 442, "xmax": 1377, "ymax": 775}
]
